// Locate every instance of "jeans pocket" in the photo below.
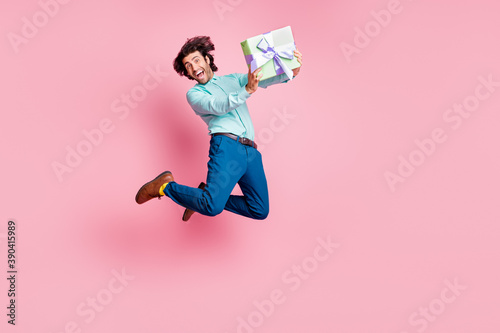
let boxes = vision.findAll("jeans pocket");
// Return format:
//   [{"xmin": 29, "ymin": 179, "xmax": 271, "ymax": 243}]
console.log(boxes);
[{"xmin": 209, "ymin": 135, "xmax": 224, "ymax": 156}]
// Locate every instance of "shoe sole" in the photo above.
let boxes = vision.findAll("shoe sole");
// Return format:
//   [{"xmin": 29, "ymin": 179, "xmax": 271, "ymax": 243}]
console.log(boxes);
[{"xmin": 135, "ymin": 171, "xmax": 172, "ymax": 204}]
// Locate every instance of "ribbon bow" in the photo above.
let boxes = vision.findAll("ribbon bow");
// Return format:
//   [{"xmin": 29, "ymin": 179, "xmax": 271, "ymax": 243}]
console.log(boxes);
[{"xmin": 248, "ymin": 32, "xmax": 296, "ymax": 80}]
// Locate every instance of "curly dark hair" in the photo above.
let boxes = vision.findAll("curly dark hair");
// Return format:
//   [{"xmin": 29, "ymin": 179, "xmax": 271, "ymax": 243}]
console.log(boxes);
[{"xmin": 173, "ymin": 36, "xmax": 218, "ymax": 80}]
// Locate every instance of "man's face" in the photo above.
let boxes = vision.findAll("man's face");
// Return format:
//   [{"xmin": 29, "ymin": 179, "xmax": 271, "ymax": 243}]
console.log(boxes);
[{"xmin": 183, "ymin": 51, "xmax": 213, "ymax": 84}]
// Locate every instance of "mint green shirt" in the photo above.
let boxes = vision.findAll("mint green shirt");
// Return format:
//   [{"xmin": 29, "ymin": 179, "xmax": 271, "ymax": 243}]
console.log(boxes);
[{"xmin": 186, "ymin": 73, "xmax": 290, "ymax": 141}]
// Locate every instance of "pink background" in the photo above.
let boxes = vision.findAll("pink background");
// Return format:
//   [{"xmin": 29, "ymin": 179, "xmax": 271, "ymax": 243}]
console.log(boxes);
[{"xmin": 1, "ymin": 0, "xmax": 500, "ymax": 332}]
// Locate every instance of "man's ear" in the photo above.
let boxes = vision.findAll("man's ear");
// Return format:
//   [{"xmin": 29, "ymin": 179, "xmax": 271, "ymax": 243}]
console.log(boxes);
[{"xmin": 205, "ymin": 55, "xmax": 211, "ymax": 65}]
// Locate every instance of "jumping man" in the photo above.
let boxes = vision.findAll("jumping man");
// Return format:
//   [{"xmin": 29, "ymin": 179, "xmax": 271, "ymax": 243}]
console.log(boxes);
[{"xmin": 135, "ymin": 36, "xmax": 302, "ymax": 221}]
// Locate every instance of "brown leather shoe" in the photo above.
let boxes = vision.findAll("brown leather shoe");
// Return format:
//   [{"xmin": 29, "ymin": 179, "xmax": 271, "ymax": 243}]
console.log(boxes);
[
  {"xmin": 182, "ymin": 182, "xmax": 206, "ymax": 222},
  {"xmin": 135, "ymin": 171, "xmax": 174, "ymax": 204}
]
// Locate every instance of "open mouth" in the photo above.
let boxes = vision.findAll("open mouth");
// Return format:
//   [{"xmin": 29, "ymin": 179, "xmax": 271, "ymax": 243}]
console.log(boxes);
[{"xmin": 195, "ymin": 69, "xmax": 205, "ymax": 80}]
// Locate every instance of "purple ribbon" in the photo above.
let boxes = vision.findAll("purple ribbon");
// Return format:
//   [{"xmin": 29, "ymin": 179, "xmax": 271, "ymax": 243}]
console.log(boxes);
[{"xmin": 245, "ymin": 31, "xmax": 296, "ymax": 80}]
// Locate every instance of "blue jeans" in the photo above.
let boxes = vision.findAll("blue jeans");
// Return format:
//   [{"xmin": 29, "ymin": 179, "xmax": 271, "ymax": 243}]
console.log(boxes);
[{"xmin": 163, "ymin": 135, "xmax": 269, "ymax": 220}]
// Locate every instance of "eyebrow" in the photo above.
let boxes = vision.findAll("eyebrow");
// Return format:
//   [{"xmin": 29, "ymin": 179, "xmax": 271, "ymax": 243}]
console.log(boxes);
[{"xmin": 184, "ymin": 55, "xmax": 200, "ymax": 66}]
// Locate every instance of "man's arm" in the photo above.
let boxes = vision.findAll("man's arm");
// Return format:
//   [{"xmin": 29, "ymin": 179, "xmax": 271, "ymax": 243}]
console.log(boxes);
[
  {"xmin": 258, "ymin": 72, "xmax": 291, "ymax": 88},
  {"xmin": 187, "ymin": 86, "xmax": 251, "ymax": 115}
]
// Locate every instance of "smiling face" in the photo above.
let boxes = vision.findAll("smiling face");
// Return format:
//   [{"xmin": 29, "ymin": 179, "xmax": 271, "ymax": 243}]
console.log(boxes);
[{"xmin": 183, "ymin": 51, "xmax": 214, "ymax": 84}]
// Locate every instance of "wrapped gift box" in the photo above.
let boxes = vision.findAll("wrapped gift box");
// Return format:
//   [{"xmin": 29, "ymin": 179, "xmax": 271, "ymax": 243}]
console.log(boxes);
[{"xmin": 241, "ymin": 26, "xmax": 300, "ymax": 81}]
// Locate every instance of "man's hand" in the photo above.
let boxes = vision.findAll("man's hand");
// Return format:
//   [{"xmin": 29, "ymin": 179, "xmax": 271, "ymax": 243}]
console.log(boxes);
[
  {"xmin": 292, "ymin": 49, "xmax": 302, "ymax": 78},
  {"xmin": 245, "ymin": 67, "xmax": 263, "ymax": 94}
]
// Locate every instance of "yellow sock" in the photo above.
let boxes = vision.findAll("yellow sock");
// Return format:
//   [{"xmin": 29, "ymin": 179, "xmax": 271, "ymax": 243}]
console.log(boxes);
[{"xmin": 159, "ymin": 182, "xmax": 169, "ymax": 196}]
